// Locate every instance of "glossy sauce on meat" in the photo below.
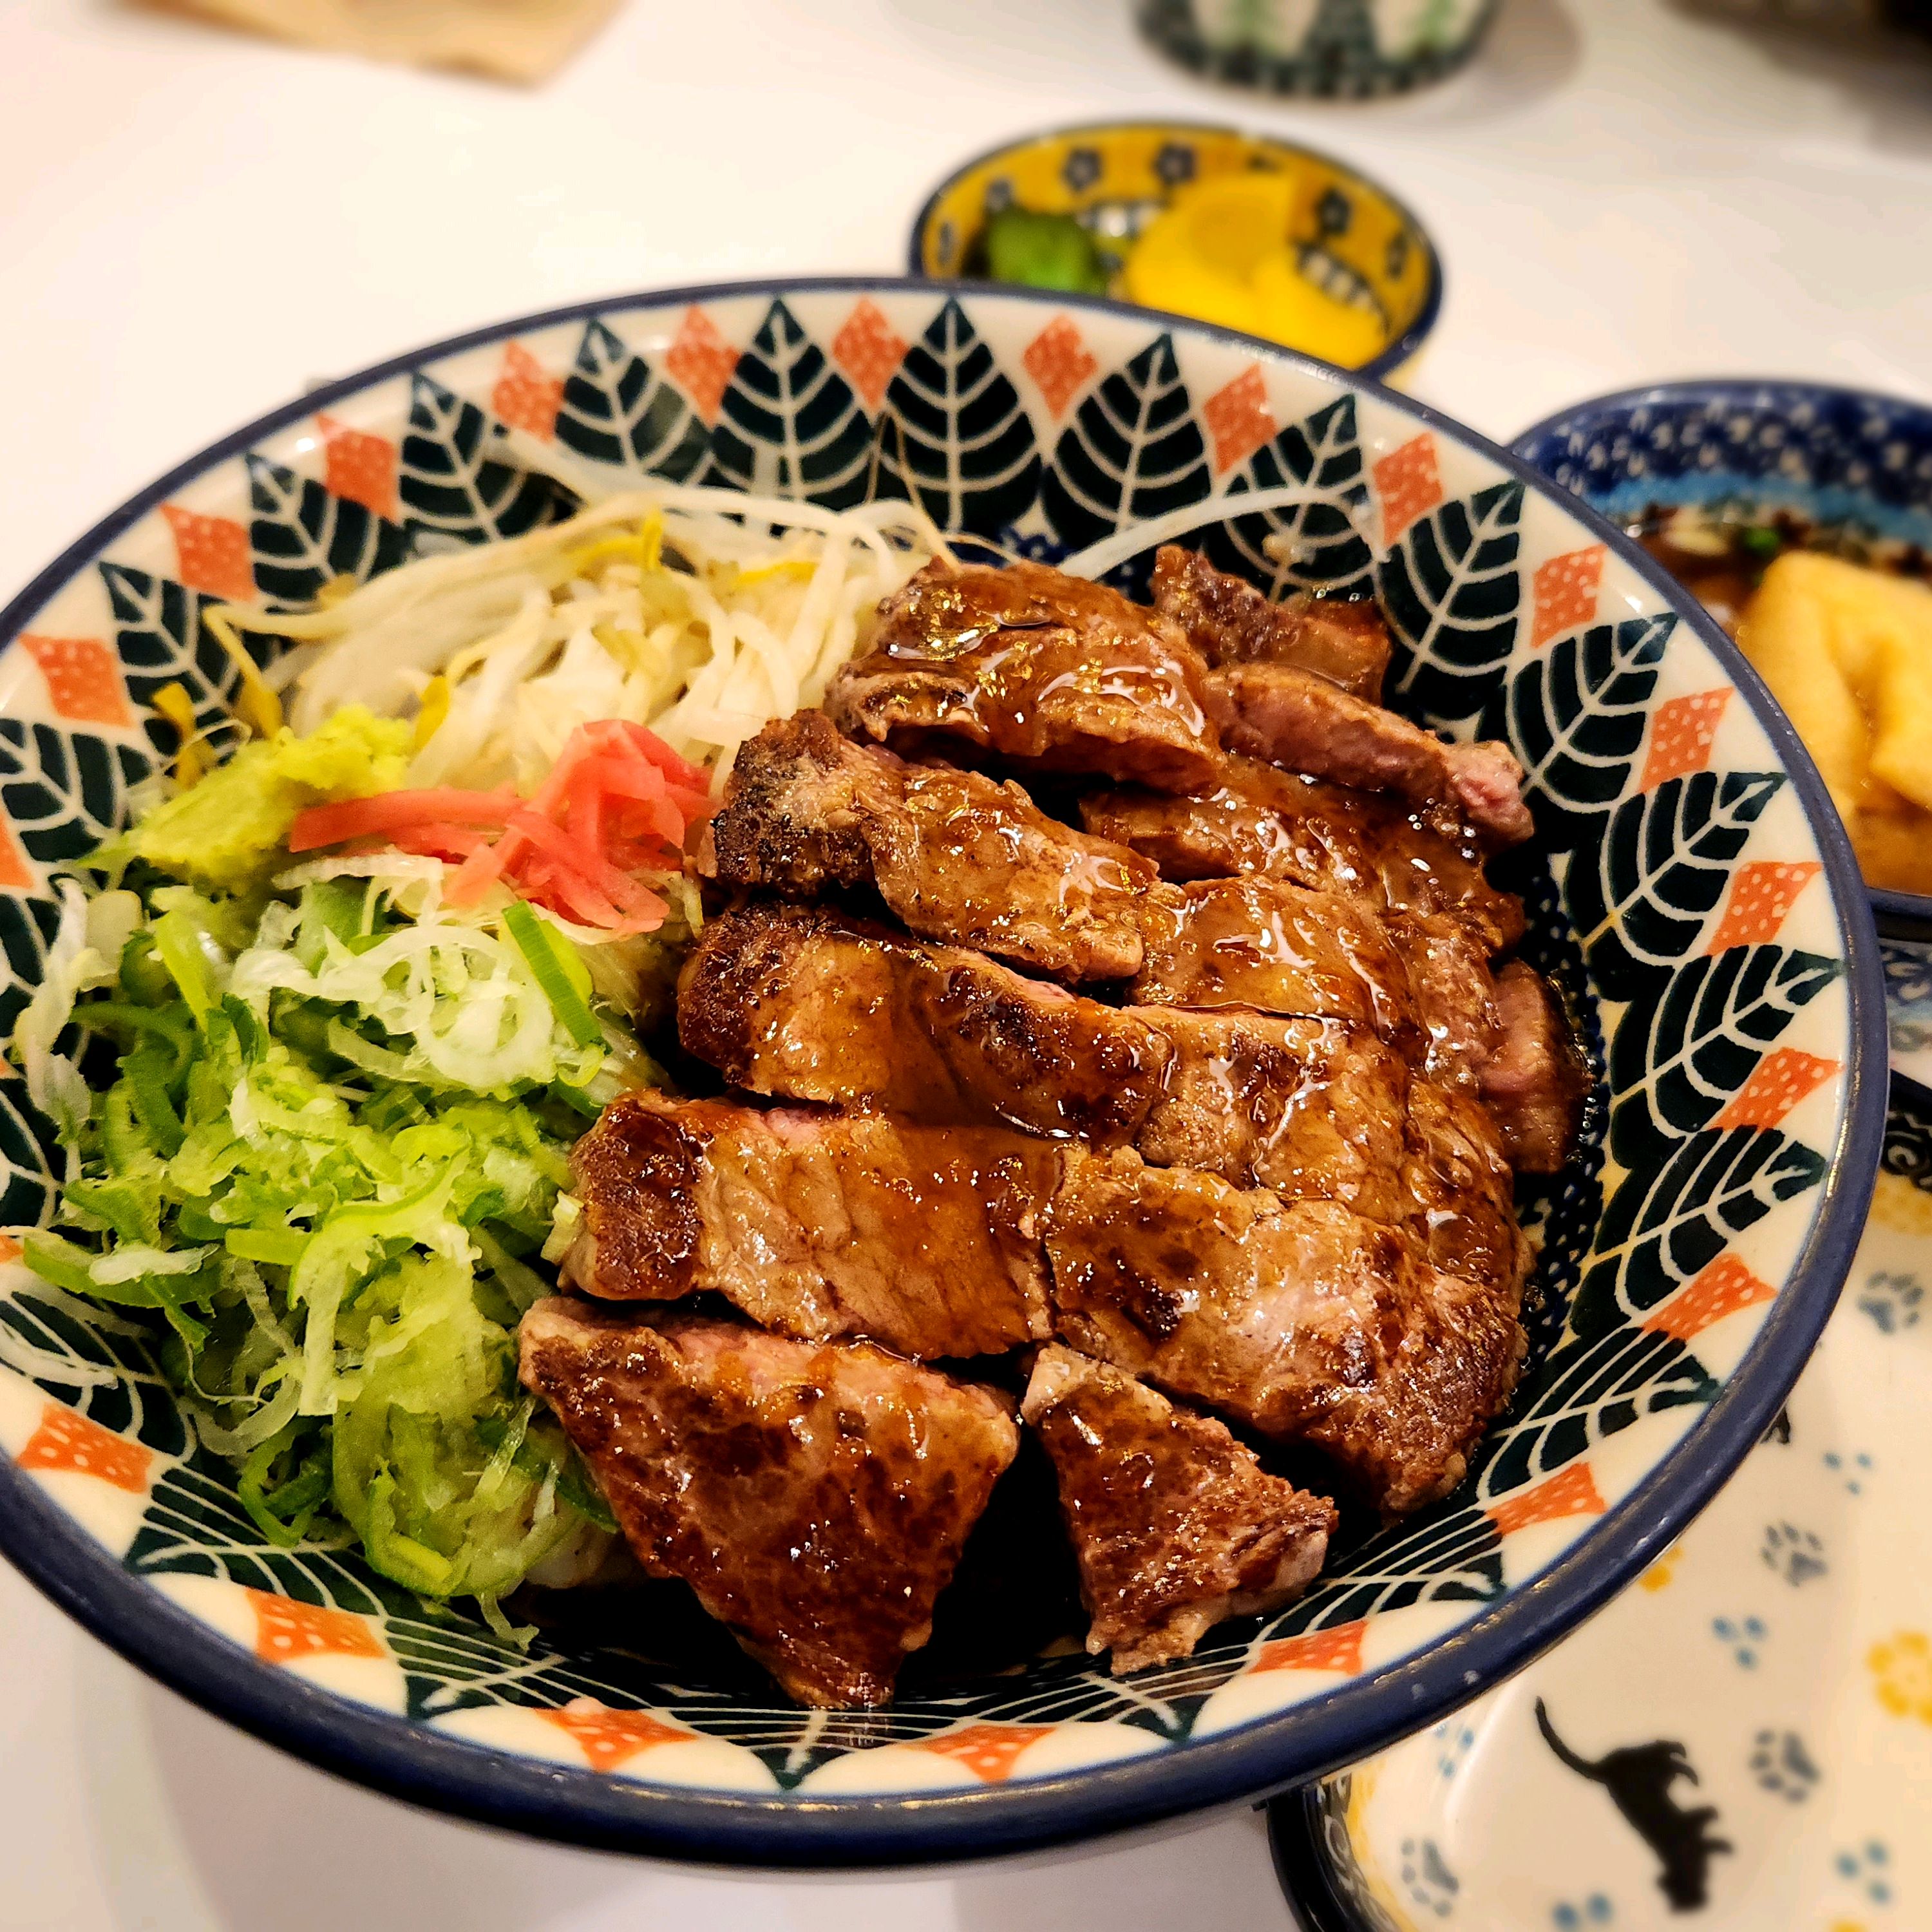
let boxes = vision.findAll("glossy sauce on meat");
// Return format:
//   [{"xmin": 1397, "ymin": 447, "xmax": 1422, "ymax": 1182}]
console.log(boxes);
[{"xmin": 831, "ymin": 560, "xmax": 1221, "ymax": 791}]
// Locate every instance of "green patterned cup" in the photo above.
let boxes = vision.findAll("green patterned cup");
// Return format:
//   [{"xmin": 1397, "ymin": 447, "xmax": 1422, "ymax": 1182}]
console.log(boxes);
[{"xmin": 1139, "ymin": 0, "xmax": 1501, "ymax": 97}]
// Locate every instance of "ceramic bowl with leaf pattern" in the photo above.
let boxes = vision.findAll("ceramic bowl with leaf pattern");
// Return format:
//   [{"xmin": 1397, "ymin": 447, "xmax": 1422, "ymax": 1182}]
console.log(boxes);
[{"xmin": 0, "ymin": 281, "xmax": 1888, "ymax": 1866}]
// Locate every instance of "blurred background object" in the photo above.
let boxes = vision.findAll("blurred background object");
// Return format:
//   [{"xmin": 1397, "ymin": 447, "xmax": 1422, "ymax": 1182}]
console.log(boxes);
[
  {"xmin": 1136, "ymin": 0, "xmax": 1501, "ymax": 98},
  {"xmin": 912, "ymin": 122, "xmax": 1441, "ymax": 378},
  {"xmin": 1685, "ymin": 0, "xmax": 1932, "ymax": 35},
  {"xmin": 131, "ymin": 0, "xmax": 621, "ymax": 81}
]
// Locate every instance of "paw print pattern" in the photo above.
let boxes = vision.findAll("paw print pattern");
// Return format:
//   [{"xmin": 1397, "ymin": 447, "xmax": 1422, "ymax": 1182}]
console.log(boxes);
[
  {"xmin": 1859, "ymin": 1271, "xmax": 1924, "ymax": 1333},
  {"xmin": 1551, "ymin": 1898, "xmax": 1614, "ymax": 1928},
  {"xmin": 1761, "ymin": 1522, "xmax": 1828, "ymax": 1586},
  {"xmin": 1397, "ymin": 1837, "xmax": 1459, "ymax": 1918},
  {"xmin": 1750, "ymin": 1728, "xmax": 1819, "ymax": 1801},
  {"xmin": 1823, "ymin": 1450, "xmax": 1875, "ymax": 1497},
  {"xmin": 1869, "ymin": 1631, "xmax": 1932, "ymax": 1724},
  {"xmin": 1431, "ymin": 1719, "xmax": 1477, "ymax": 1779},
  {"xmin": 1834, "ymin": 1841, "xmax": 1892, "ymax": 1907},
  {"xmin": 1713, "ymin": 1615, "xmax": 1768, "ymax": 1667}
]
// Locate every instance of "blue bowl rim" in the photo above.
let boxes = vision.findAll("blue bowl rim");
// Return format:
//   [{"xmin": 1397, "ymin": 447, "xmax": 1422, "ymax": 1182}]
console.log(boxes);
[
  {"xmin": 1265, "ymin": 1065, "xmax": 1932, "ymax": 1931},
  {"xmin": 903, "ymin": 116, "xmax": 1446, "ymax": 384},
  {"xmin": 1511, "ymin": 375, "xmax": 1932, "ymax": 944},
  {"xmin": 0, "ymin": 278, "xmax": 1889, "ymax": 1869}
]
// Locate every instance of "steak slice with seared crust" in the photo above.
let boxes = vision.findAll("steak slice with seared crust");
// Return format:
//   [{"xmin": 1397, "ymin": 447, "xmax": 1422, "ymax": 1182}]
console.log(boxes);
[
  {"xmin": 677, "ymin": 902, "xmax": 1174, "ymax": 1142},
  {"xmin": 1044, "ymin": 1150, "xmax": 1526, "ymax": 1513},
  {"xmin": 520, "ymin": 1301, "xmax": 1019, "ymax": 1707},
  {"xmin": 1202, "ymin": 662, "xmax": 1535, "ymax": 846},
  {"xmin": 1132, "ymin": 1009, "xmax": 1410, "ymax": 1222},
  {"xmin": 699, "ymin": 711, "xmax": 1157, "ymax": 981},
  {"xmin": 1481, "ymin": 960, "xmax": 1591, "ymax": 1173},
  {"xmin": 1402, "ymin": 1080, "xmax": 1531, "ymax": 1293},
  {"xmin": 1383, "ymin": 909, "xmax": 1503, "ymax": 1088},
  {"xmin": 1081, "ymin": 755, "xmax": 1525, "ymax": 954},
  {"xmin": 1150, "ymin": 546, "xmax": 1391, "ymax": 698},
  {"xmin": 1130, "ymin": 875, "xmax": 1419, "ymax": 1044},
  {"xmin": 678, "ymin": 904, "xmax": 1415, "ymax": 1199},
  {"xmin": 829, "ymin": 558, "xmax": 1221, "ymax": 792},
  {"xmin": 1023, "ymin": 1343, "xmax": 1338, "ymax": 1672},
  {"xmin": 563, "ymin": 1091, "xmax": 1056, "ymax": 1359}
]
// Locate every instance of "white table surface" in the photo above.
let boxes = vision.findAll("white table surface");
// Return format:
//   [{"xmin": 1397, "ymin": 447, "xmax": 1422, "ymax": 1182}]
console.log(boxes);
[{"xmin": 1, "ymin": 1, "xmax": 1928, "ymax": 1924}]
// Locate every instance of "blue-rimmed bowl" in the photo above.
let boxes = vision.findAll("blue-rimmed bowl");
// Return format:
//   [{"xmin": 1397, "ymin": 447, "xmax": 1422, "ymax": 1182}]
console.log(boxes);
[
  {"xmin": 1514, "ymin": 380, "xmax": 1932, "ymax": 945},
  {"xmin": 0, "ymin": 283, "xmax": 1887, "ymax": 1866}
]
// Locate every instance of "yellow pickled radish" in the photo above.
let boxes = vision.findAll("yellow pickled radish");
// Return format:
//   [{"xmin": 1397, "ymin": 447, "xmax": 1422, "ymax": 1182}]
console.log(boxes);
[
  {"xmin": 1125, "ymin": 174, "xmax": 1389, "ymax": 368},
  {"xmin": 1252, "ymin": 254, "xmax": 1388, "ymax": 368}
]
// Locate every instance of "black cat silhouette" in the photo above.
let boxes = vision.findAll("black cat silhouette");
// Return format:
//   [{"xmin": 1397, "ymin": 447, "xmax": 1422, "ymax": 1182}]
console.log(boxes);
[{"xmin": 1535, "ymin": 1698, "xmax": 1732, "ymax": 1911}]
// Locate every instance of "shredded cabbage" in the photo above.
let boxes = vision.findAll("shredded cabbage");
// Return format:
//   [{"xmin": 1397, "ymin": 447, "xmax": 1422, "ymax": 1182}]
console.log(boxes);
[{"xmin": 13, "ymin": 853, "xmax": 634, "ymax": 1611}]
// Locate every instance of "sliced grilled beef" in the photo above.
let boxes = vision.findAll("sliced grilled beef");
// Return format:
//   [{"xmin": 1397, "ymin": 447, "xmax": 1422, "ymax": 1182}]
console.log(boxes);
[
  {"xmin": 1384, "ymin": 909, "xmax": 1504, "ymax": 1088},
  {"xmin": 1023, "ymin": 1343, "xmax": 1337, "ymax": 1672},
  {"xmin": 520, "ymin": 1301, "xmax": 1018, "ymax": 1707},
  {"xmin": 829, "ymin": 559, "xmax": 1220, "ymax": 792},
  {"xmin": 563, "ymin": 1091, "xmax": 1055, "ymax": 1359},
  {"xmin": 1130, "ymin": 875, "xmax": 1419, "ymax": 1043},
  {"xmin": 1150, "ymin": 545, "xmax": 1390, "ymax": 697},
  {"xmin": 677, "ymin": 902, "xmax": 1173, "ymax": 1142},
  {"xmin": 699, "ymin": 712, "xmax": 1157, "ymax": 981},
  {"xmin": 1481, "ymin": 960, "xmax": 1590, "ymax": 1173},
  {"xmin": 679, "ymin": 904, "xmax": 1414, "ymax": 1197},
  {"xmin": 1044, "ymin": 1150, "xmax": 1526, "ymax": 1513},
  {"xmin": 1081, "ymin": 755, "xmax": 1524, "ymax": 953},
  {"xmin": 1133, "ymin": 1009, "xmax": 1410, "ymax": 1222},
  {"xmin": 1402, "ymin": 1080, "xmax": 1531, "ymax": 1292},
  {"xmin": 1202, "ymin": 662, "xmax": 1535, "ymax": 846}
]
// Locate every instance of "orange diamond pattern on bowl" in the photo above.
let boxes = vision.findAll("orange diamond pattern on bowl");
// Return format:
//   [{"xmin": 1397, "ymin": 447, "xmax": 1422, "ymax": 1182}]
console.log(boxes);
[
  {"xmin": 1642, "ymin": 688, "xmax": 1732, "ymax": 790},
  {"xmin": 160, "ymin": 504, "xmax": 254, "ymax": 603},
  {"xmin": 1203, "ymin": 366, "xmax": 1277, "ymax": 476},
  {"xmin": 246, "ymin": 1588, "xmax": 386, "ymax": 1665},
  {"xmin": 539, "ymin": 1698, "xmax": 688, "ymax": 1771},
  {"xmin": 1530, "ymin": 545, "xmax": 1605, "ymax": 647},
  {"xmin": 665, "ymin": 307, "xmax": 739, "ymax": 426},
  {"xmin": 491, "ymin": 342, "xmax": 565, "ymax": 443},
  {"xmin": 16, "ymin": 1399, "xmax": 153, "ymax": 1494},
  {"xmin": 0, "ymin": 815, "xmax": 37, "ymax": 893},
  {"xmin": 1022, "ymin": 316, "xmax": 1097, "ymax": 421},
  {"xmin": 913, "ymin": 1723, "xmax": 1055, "ymax": 1783},
  {"xmin": 1254, "ymin": 1620, "xmax": 1367, "ymax": 1676},
  {"xmin": 1715, "ymin": 1047, "xmax": 1841, "ymax": 1130},
  {"xmin": 316, "ymin": 414, "xmax": 398, "ymax": 518},
  {"xmin": 19, "ymin": 634, "xmax": 132, "ymax": 728},
  {"xmin": 1373, "ymin": 435, "xmax": 1442, "ymax": 549},
  {"xmin": 1642, "ymin": 1253, "xmax": 1776, "ymax": 1343},
  {"xmin": 1486, "ymin": 1461, "xmax": 1605, "ymax": 1537},
  {"xmin": 831, "ymin": 299, "xmax": 909, "ymax": 412},
  {"xmin": 1707, "ymin": 860, "xmax": 1822, "ymax": 953}
]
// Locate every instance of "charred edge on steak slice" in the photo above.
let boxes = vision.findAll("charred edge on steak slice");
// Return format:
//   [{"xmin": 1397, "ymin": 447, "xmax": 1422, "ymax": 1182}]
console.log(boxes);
[
  {"xmin": 562, "ymin": 1089, "xmax": 1056, "ymax": 1359},
  {"xmin": 1043, "ymin": 1149, "xmax": 1528, "ymax": 1515},
  {"xmin": 519, "ymin": 1299, "xmax": 1019, "ymax": 1707},
  {"xmin": 699, "ymin": 711, "xmax": 1159, "ymax": 982},
  {"xmin": 1024, "ymin": 1342, "xmax": 1338, "ymax": 1672},
  {"xmin": 1150, "ymin": 545, "xmax": 1391, "ymax": 699},
  {"xmin": 676, "ymin": 900, "xmax": 1175, "ymax": 1142}
]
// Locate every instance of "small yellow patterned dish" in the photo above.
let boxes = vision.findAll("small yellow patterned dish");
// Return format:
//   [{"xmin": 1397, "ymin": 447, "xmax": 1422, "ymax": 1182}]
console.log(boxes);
[{"xmin": 909, "ymin": 120, "xmax": 1442, "ymax": 383}]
